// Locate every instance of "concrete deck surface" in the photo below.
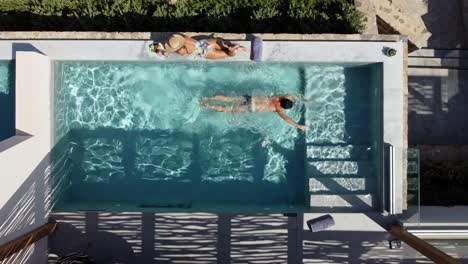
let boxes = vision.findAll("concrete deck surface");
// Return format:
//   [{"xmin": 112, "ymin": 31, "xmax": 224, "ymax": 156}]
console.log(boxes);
[{"xmin": 42, "ymin": 212, "xmax": 468, "ymax": 264}]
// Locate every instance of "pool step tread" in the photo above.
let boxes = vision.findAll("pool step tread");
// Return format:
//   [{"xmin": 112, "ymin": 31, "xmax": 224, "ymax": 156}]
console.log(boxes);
[
  {"xmin": 305, "ymin": 128, "xmax": 372, "ymax": 142},
  {"xmin": 310, "ymin": 194, "xmax": 375, "ymax": 210},
  {"xmin": 309, "ymin": 177, "xmax": 376, "ymax": 193},
  {"xmin": 307, "ymin": 158, "xmax": 372, "ymax": 162},
  {"xmin": 306, "ymin": 145, "xmax": 373, "ymax": 160},
  {"xmin": 307, "ymin": 160, "xmax": 375, "ymax": 177}
]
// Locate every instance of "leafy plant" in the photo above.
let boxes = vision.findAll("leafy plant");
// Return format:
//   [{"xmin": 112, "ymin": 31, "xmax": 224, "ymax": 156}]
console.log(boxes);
[{"xmin": 0, "ymin": 0, "xmax": 366, "ymax": 33}]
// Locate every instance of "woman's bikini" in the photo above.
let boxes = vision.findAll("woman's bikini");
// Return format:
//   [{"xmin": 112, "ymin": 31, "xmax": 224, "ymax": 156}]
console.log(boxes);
[{"xmin": 192, "ymin": 40, "xmax": 214, "ymax": 57}]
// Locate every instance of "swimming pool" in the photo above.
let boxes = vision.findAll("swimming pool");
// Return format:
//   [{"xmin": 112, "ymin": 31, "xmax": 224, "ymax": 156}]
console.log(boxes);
[
  {"xmin": 52, "ymin": 61, "xmax": 383, "ymax": 212},
  {"xmin": 0, "ymin": 61, "xmax": 15, "ymax": 142}
]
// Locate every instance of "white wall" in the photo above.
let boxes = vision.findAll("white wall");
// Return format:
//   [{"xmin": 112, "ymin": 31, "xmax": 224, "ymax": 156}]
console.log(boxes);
[{"xmin": 0, "ymin": 52, "xmax": 52, "ymax": 264}]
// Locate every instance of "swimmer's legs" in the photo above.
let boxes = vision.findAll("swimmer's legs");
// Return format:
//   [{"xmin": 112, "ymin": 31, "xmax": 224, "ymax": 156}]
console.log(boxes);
[
  {"xmin": 200, "ymin": 102, "xmax": 247, "ymax": 112},
  {"xmin": 200, "ymin": 95, "xmax": 244, "ymax": 103}
]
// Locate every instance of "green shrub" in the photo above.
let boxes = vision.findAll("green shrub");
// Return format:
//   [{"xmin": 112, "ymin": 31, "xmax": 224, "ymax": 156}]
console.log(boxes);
[
  {"xmin": 0, "ymin": 0, "xmax": 366, "ymax": 33},
  {"xmin": 288, "ymin": 0, "xmax": 365, "ymax": 33}
]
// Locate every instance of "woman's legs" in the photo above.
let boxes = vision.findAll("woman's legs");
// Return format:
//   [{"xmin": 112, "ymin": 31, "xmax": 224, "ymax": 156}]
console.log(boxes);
[
  {"xmin": 213, "ymin": 38, "xmax": 246, "ymax": 51},
  {"xmin": 204, "ymin": 49, "xmax": 233, "ymax": 59},
  {"xmin": 205, "ymin": 38, "xmax": 246, "ymax": 59}
]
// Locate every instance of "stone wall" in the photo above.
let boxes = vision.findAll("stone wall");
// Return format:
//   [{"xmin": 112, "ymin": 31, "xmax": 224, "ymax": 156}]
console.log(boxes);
[{"xmin": 355, "ymin": 0, "xmax": 431, "ymax": 49}]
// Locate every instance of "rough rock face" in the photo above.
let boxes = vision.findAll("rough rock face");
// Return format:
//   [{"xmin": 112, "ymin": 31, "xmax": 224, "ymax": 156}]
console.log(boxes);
[
  {"xmin": 354, "ymin": 0, "xmax": 378, "ymax": 34},
  {"xmin": 355, "ymin": 0, "xmax": 431, "ymax": 49}
]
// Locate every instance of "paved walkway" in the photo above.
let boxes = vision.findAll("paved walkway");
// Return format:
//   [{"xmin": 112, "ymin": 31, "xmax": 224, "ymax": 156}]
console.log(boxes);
[{"xmin": 46, "ymin": 212, "xmax": 468, "ymax": 264}]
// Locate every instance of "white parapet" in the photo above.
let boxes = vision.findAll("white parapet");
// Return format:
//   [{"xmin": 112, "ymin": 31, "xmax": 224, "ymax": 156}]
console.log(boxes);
[{"xmin": 0, "ymin": 51, "xmax": 52, "ymax": 209}]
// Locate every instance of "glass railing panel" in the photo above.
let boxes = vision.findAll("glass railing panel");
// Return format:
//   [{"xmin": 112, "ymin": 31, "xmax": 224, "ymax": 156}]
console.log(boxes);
[{"xmin": 401, "ymin": 147, "xmax": 420, "ymax": 225}]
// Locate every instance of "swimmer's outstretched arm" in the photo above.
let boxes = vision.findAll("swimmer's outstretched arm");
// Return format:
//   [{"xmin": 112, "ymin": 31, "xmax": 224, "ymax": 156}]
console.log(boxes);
[{"xmin": 275, "ymin": 105, "xmax": 307, "ymax": 131}]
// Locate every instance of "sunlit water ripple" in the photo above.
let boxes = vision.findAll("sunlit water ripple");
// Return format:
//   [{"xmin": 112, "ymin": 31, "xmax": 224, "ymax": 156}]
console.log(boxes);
[{"xmin": 55, "ymin": 62, "xmax": 347, "ymax": 184}]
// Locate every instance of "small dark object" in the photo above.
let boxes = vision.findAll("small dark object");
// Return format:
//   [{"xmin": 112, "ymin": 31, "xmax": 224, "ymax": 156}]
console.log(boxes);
[
  {"xmin": 383, "ymin": 47, "xmax": 397, "ymax": 57},
  {"xmin": 306, "ymin": 214, "xmax": 335, "ymax": 232},
  {"xmin": 251, "ymin": 36, "xmax": 263, "ymax": 62},
  {"xmin": 389, "ymin": 239, "xmax": 402, "ymax": 249}
]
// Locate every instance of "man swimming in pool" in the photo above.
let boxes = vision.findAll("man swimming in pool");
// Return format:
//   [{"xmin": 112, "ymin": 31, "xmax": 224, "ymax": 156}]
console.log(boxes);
[{"xmin": 199, "ymin": 95, "xmax": 307, "ymax": 131}]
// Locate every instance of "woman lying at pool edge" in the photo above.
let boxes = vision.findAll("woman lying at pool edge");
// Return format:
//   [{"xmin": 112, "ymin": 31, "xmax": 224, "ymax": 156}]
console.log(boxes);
[
  {"xmin": 151, "ymin": 33, "xmax": 246, "ymax": 59},
  {"xmin": 199, "ymin": 95, "xmax": 307, "ymax": 131}
]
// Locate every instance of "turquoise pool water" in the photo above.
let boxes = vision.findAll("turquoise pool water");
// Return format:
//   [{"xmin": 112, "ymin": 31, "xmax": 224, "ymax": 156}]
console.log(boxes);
[
  {"xmin": 0, "ymin": 61, "xmax": 15, "ymax": 142},
  {"xmin": 53, "ymin": 61, "xmax": 383, "ymax": 212}
]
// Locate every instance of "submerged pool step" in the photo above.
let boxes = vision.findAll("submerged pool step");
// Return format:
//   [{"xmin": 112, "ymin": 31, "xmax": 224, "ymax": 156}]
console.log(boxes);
[
  {"xmin": 307, "ymin": 160, "xmax": 375, "ymax": 177},
  {"xmin": 309, "ymin": 177, "xmax": 376, "ymax": 194},
  {"xmin": 309, "ymin": 194, "xmax": 375, "ymax": 210},
  {"xmin": 306, "ymin": 144, "xmax": 373, "ymax": 160}
]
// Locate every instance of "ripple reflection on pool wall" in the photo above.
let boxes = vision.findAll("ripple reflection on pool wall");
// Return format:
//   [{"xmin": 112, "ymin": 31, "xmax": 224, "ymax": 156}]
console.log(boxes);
[
  {"xmin": 0, "ymin": 61, "xmax": 15, "ymax": 142},
  {"xmin": 136, "ymin": 134, "xmax": 192, "ymax": 182},
  {"xmin": 304, "ymin": 66, "xmax": 346, "ymax": 144},
  {"xmin": 0, "ymin": 62, "xmax": 10, "ymax": 94}
]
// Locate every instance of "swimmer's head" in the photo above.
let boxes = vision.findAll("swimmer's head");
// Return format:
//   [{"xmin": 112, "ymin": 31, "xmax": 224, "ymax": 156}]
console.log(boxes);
[{"xmin": 280, "ymin": 98, "xmax": 294, "ymax": 109}]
